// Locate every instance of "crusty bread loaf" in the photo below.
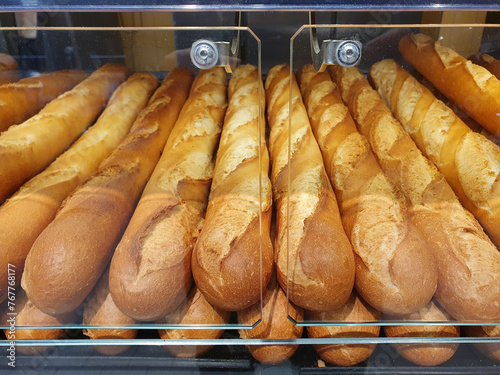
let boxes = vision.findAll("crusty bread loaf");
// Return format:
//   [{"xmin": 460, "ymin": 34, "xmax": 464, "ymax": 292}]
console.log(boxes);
[
  {"xmin": 469, "ymin": 53, "xmax": 500, "ymax": 80},
  {"xmin": 399, "ymin": 33, "xmax": 500, "ymax": 136},
  {"xmin": 192, "ymin": 65, "xmax": 274, "ymax": 311},
  {"xmin": 0, "ymin": 64, "xmax": 128, "ymax": 202},
  {"xmin": 1, "ymin": 288, "xmax": 75, "ymax": 355},
  {"xmin": 306, "ymin": 293, "xmax": 380, "ymax": 367},
  {"xmin": 297, "ymin": 64, "xmax": 437, "ymax": 315},
  {"xmin": 463, "ymin": 325, "xmax": 500, "ymax": 362},
  {"xmin": 158, "ymin": 285, "xmax": 230, "ymax": 358},
  {"xmin": 0, "ymin": 73, "xmax": 158, "ymax": 305},
  {"xmin": 331, "ymin": 65, "xmax": 500, "ymax": 322},
  {"xmin": 369, "ymin": 59, "xmax": 500, "ymax": 248},
  {"xmin": 384, "ymin": 300, "xmax": 460, "ymax": 366},
  {"xmin": 238, "ymin": 277, "xmax": 304, "ymax": 364},
  {"xmin": 110, "ymin": 68, "xmax": 227, "ymax": 321},
  {"xmin": 83, "ymin": 269, "xmax": 138, "ymax": 356},
  {"xmin": 21, "ymin": 68, "xmax": 193, "ymax": 315},
  {"xmin": 0, "ymin": 54, "xmax": 19, "ymax": 87},
  {"xmin": 265, "ymin": 64, "xmax": 355, "ymax": 312},
  {"xmin": 0, "ymin": 53, "xmax": 17, "ymax": 71}
]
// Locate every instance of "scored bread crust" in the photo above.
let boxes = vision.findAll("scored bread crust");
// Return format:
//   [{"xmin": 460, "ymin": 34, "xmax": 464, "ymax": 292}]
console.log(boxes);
[
  {"xmin": 109, "ymin": 67, "xmax": 228, "ymax": 321},
  {"xmin": 0, "ymin": 73, "xmax": 159, "ymax": 305},
  {"xmin": 369, "ymin": 59, "xmax": 500, "ymax": 248},
  {"xmin": 265, "ymin": 64, "xmax": 355, "ymax": 312},
  {"xmin": 21, "ymin": 68, "xmax": 194, "ymax": 316},
  {"xmin": 469, "ymin": 53, "xmax": 500, "ymax": 80},
  {"xmin": 0, "ymin": 64, "xmax": 128, "ymax": 202},
  {"xmin": 331, "ymin": 65, "xmax": 500, "ymax": 322},
  {"xmin": 296, "ymin": 65, "xmax": 437, "ymax": 315},
  {"xmin": 399, "ymin": 33, "xmax": 500, "ymax": 137},
  {"xmin": 192, "ymin": 65, "xmax": 274, "ymax": 311}
]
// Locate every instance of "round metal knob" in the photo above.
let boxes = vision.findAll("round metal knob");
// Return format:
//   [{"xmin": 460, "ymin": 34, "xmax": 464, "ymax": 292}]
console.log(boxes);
[
  {"xmin": 190, "ymin": 40, "xmax": 218, "ymax": 70},
  {"xmin": 336, "ymin": 41, "xmax": 361, "ymax": 67}
]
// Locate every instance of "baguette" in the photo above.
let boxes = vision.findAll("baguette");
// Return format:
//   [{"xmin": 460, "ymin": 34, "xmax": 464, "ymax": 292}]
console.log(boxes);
[
  {"xmin": 399, "ymin": 33, "xmax": 500, "ymax": 136},
  {"xmin": 0, "ymin": 73, "xmax": 159, "ymax": 305},
  {"xmin": 21, "ymin": 68, "xmax": 194, "ymax": 315},
  {"xmin": 192, "ymin": 65, "xmax": 274, "ymax": 311},
  {"xmin": 158, "ymin": 285, "xmax": 230, "ymax": 358},
  {"xmin": 265, "ymin": 64, "xmax": 355, "ymax": 312},
  {"xmin": 0, "ymin": 53, "xmax": 19, "ymax": 86},
  {"xmin": 0, "ymin": 53, "xmax": 17, "ymax": 71},
  {"xmin": 384, "ymin": 300, "xmax": 460, "ymax": 366},
  {"xmin": 463, "ymin": 325, "xmax": 500, "ymax": 362},
  {"xmin": 1, "ymin": 289, "xmax": 75, "ymax": 355},
  {"xmin": 83, "ymin": 269, "xmax": 138, "ymax": 356},
  {"xmin": 297, "ymin": 65, "xmax": 437, "ymax": 315},
  {"xmin": 331, "ymin": 65, "xmax": 500, "ymax": 322},
  {"xmin": 110, "ymin": 68, "xmax": 227, "ymax": 321},
  {"xmin": 0, "ymin": 64, "xmax": 127, "ymax": 202},
  {"xmin": 369, "ymin": 59, "xmax": 500, "ymax": 248},
  {"xmin": 238, "ymin": 277, "xmax": 304, "ymax": 365},
  {"xmin": 306, "ymin": 293, "xmax": 380, "ymax": 367},
  {"xmin": 469, "ymin": 53, "xmax": 500, "ymax": 80}
]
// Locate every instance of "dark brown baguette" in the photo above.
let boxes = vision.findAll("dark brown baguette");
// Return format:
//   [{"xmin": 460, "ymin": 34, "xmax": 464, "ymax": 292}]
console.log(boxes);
[
  {"xmin": 21, "ymin": 68, "xmax": 193, "ymax": 315},
  {"xmin": 264, "ymin": 64, "xmax": 355, "ymax": 312},
  {"xmin": 0, "ymin": 64, "xmax": 127, "ymax": 202},
  {"xmin": 331, "ymin": 64, "xmax": 500, "ymax": 322},
  {"xmin": 0, "ymin": 73, "xmax": 158, "ymax": 305},
  {"xmin": 109, "ymin": 67, "xmax": 227, "ymax": 321},
  {"xmin": 192, "ymin": 65, "xmax": 274, "ymax": 311},
  {"xmin": 297, "ymin": 64, "xmax": 437, "ymax": 315}
]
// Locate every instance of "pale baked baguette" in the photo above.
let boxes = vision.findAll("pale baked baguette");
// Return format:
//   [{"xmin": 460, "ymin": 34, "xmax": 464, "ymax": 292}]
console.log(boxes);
[
  {"xmin": 0, "ymin": 64, "xmax": 128, "ymax": 202},
  {"xmin": 0, "ymin": 53, "xmax": 19, "ymax": 86},
  {"xmin": 109, "ymin": 67, "xmax": 227, "ymax": 321},
  {"xmin": 306, "ymin": 293, "xmax": 381, "ymax": 367},
  {"xmin": 21, "ymin": 68, "xmax": 194, "ymax": 315},
  {"xmin": 331, "ymin": 65, "xmax": 500, "ymax": 322},
  {"xmin": 384, "ymin": 300, "xmax": 460, "ymax": 366},
  {"xmin": 399, "ymin": 33, "xmax": 500, "ymax": 136},
  {"xmin": 463, "ymin": 325, "xmax": 500, "ymax": 362},
  {"xmin": 469, "ymin": 53, "xmax": 500, "ymax": 80},
  {"xmin": 0, "ymin": 73, "xmax": 158, "ymax": 305},
  {"xmin": 369, "ymin": 59, "xmax": 500, "ymax": 248},
  {"xmin": 192, "ymin": 65, "xmax": 274, "ymax": 311},
  {"xmin": 265, "ymin": 64, "xmax": 355, "ymax": 312},
  {"xmin": 158, "ymin": 285, "xmax": 230, "ymax": 358},
  {"xmin": 297, "ymin": 65, "xmax": 437, "ymax": 315},
  {"xmin": 238, "ymin": 277, "xmax": 304, "ymax": 365},
  {"xmin": 83, "ymin": 268, "xmax": 138, "ymax": 356}
]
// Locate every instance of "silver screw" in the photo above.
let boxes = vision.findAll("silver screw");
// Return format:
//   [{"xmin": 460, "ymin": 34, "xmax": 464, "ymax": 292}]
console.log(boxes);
[
  {"xmin": 336, "ymin": 41, "xmax": 361, "ymax": 67},
  {"xmin": 190, "ymin": 40, "xmax": 218, "ymax": 69}
]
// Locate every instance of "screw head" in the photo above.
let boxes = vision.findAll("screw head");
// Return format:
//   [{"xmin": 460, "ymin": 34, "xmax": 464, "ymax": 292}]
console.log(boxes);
[
  {"xmin": 336, "ymin": 41, "xmax": 361, "ymax": 67},
  {"xmin": 190, "ymin": 40, "xmax": 218, "ymax": 69}
]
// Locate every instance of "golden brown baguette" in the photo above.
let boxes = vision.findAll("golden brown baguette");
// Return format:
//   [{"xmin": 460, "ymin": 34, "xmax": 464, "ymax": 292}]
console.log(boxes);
[
  {"xmin": 238, "ymin": 277, "xmax": 304, "ymax": 365},
  {"xmin": 331, "ymin": 65, "xmax": 500, "ymax": 322},
  {"xmin": 83, "ymin": 269, "xmax": 138, "ymax": 356},
  {"xmin": 1, "ymin": 288, "xmax": 75, "ymax": 355},
  {"xmin": 0, "ymin": 69, "xmax": 88, "ymax": 133},
  {"xmin": 297, "ymin": 65, "xmax": 437, "ymax": 315},
  {"xmin": 109, "ymin": 67, "xmax": 227, "ymax": 321},
  {"xmin": 469, "ymin": 53, "xmax": 500, "ymax": 80},
  {"xmin": 192, "ymin": 65, "xmax": 273, "ymax": 311},
  {"xmin": 463, "ymin": 325, "xmax": 500, "ymax": 362},
  {"xmin": 384, "ymin": 300, "xmax": 460, "ymax": 366},
  {"xmin": 306, "ymin": 293, "xmax": 381, "ymax": 367},
  {"xmin": 0, "ymin": 64, "xmax": 127, "ymax": 202},
  {"xmin": 158, "ymin": 285, "xmax": 230, "ymax": 358},
  {"xmin": 0, "ymin": 73, "xmax": 159, "ymax": 305},
  {"xmin": 265, "ymin": 64, "xmax": 355, "ymax": 312},
  {"xmin": 21, "ymin": 68, "xmax": 194, "ymax": 315},
  {"xmin": 369, "ymin": 59, "xmax": 500, "ymax": 248},
  {"xmin": 399, "ymin": 33, "xmax": 500, "ymax": 136},
  {"xmin": 0, "ymin": 54, "xmax": 19, "ymax": 86}
]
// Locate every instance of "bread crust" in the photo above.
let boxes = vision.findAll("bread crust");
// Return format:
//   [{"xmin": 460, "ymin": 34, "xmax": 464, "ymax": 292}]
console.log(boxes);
[
  {"xmin": 0, "ymin": 73, "xmax": 158, "ymax": 305},
  {"xmin": 192, "ymin": 65, "xmax": 274, "ymax": 311},
  {"xmin": 0, "ymin": 53, "xmax": 19, "ymax": 87},
  {"xmin": 369, "ymin": 58, "xmax": 500, "ymax": 248},
  {"xmin": 265, "ymin": 64, "xmax": 355, "ymax": 312},
  {"xmin": 0, "ymin": 64, "xmax": 128, "ymax": 202},
  {"xmin": 469, "ymin": 53, "xmax": 500, "ymax": 80},
  {"xmin": 399, "ymin": 33, "xmax": 500, "ymax": 136},
  {"xmin": 297, "ymin": 64, "xmax": 437, "ymax": 315},
  {"xmin": 463, "ymin": 325, "xmax": 500, "ymax": 362},
  {"xmin": 331, "ymin": 65, "xmax": 500, "ymax": 322},
  {"xmin": 21, "ymin": 68, "xmax": 193, "ymax": 315},
  {"xmin": 109, "ymin": 68, "xmax": 227, "ymax": 321}
]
